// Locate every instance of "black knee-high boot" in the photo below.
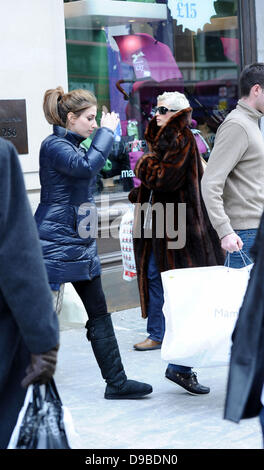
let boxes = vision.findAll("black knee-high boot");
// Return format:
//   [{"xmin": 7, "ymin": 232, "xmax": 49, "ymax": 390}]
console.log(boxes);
[{"xmin": 86, "ymin": 313, "xmax": 153, "ymax": 399}]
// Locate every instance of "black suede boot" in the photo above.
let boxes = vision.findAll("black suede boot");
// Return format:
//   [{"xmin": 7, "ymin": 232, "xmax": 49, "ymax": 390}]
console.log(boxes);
[{"xmin": 86, "ymin": 314, "xmax": 153, "ymax": 399}]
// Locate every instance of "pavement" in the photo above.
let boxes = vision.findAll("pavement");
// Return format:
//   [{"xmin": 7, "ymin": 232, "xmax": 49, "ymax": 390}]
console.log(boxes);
[{"xmin": 54, "ymin": 291, "xmax": 263, "ymax": 451}]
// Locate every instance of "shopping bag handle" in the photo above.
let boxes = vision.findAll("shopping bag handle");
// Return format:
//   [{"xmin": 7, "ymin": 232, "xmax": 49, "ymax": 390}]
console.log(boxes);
[
  {"xmin": 45, "ymin": 378, "xmax": 63, "ymax": 404},
  {"xmin": 143, "ymin": 190, "xmax": 153, "ymax": 230},
  {"xmin": 224, "ymin": 250, "xmax": 253, "ymax": 270}
]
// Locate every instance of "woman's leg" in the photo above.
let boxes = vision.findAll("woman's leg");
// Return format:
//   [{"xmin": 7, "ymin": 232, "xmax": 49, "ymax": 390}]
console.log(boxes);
[
  {"xmin": 72, "ymin": 277, "xmax": 152, "ymax": 399},
  {"xmin": 134, "ymin": 251, "xmax": 165, "ymax": 350},
  {"xmin": 146, "ymin": 251, "xmax": 165, "ymax": 342},
  {"xmin": 72, "ymin": 276, "xmax": 107, "ymax": 320}
]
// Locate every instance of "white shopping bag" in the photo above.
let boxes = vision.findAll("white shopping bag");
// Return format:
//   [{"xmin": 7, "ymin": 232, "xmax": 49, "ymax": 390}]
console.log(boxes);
[
  {"xmin": 60, "ymin": 283, "xmax": 87, "ymax": 324},
  {"xmin": 8, "ymin": 385, "xmax": 34, "ymax": 448},
  {"xmin": 119, "ymin": 205, "xmax": 137, "ymax": 281},
  {"xmin": 161, "ymin": 264, "xmax": 253, "ymax": 368}
]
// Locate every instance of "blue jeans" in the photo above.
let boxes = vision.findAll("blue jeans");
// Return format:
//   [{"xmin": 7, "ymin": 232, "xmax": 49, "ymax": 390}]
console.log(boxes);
[
  {"xmin": 227, "ymin": 229, "xmax": 256, "ymax": 268},
  {"xmin": 146, "ymin": 251, "xmax": 165, "ymax": 343},
  {"xmin": 147, "ymin": 251, "xmax": 192, "ymax": 374}
]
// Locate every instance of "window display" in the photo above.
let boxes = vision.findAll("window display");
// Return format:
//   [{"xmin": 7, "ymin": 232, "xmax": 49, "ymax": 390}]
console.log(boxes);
[{"xmin": 65, "ymin": 0, "xmax": 240, "ymax": 195}]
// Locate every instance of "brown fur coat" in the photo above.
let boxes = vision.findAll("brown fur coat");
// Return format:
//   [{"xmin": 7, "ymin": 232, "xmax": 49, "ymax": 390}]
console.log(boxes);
[{"xmin": 129, "ymin": 108, "xmax": 225, "ymax": 318}]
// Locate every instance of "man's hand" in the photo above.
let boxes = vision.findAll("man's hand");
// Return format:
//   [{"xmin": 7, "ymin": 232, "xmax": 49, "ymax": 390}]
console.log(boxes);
[
  {"xmin": 21, "ymin": 345, "xmax": 59, "ymax": 388},
  {"xmin": 221, "ymin": 232, "xmax": 243, "ymax": 253}
]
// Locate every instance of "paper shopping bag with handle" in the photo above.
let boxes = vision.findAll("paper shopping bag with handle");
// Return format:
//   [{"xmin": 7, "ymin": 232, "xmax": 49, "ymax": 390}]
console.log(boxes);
[
  {"xmin": 119, "ymin": 205, "xmax": 137, "ymax": 281},
  {"xmin": 161, "ymin": 264, "xmax": 253, "ymax": 368}
]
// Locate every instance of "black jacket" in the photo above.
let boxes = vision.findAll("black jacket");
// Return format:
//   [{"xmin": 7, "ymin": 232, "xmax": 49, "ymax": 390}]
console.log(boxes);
[
  {"xmin": 34, "ymin": 125, "xmax": 114, "ymax": 283},
  {"xmin": 224, "ymin": 212, "xmax": 264, "ymax": 422},
  {"xmin": 0, "ymin": 139, "xmax": 59, "ymax": 448}
]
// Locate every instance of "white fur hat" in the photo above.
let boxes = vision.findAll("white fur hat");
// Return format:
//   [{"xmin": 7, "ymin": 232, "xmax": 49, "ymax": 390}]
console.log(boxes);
[{"xmin": 157, "ymin": 91, "xmax": 190, "ymax": 112}]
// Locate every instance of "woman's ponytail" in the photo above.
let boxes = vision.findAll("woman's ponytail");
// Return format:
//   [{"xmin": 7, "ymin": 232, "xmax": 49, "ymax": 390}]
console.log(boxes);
[
  {"xmin": 43, "ymin": 86, "xmax": 97, "ymax": 128},
  {"xmin": 43, "ymin": 86, "xmax": 65, "ymax": 126}
]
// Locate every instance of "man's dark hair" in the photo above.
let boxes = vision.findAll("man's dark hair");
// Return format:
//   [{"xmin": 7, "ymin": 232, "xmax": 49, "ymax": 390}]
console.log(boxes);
[{"xmin": 240, "ymin": 62, "xmax": 264, "ymax": 97}]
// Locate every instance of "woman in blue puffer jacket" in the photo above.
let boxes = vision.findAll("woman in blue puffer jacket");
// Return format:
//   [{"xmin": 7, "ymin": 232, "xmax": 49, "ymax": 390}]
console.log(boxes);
[{"xmin": 35, "ymin": 86, "xmax": 152, "ymax": 400}]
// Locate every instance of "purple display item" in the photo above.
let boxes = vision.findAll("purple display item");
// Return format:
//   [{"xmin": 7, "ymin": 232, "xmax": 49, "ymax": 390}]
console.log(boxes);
[
  {"xmin": 121, "ymin": 120, "xmax": 128, "ymax": 136},
  {"xmin": 194, "ymin": 133, "xmax": 208, "ymax": 155},
  {"xmin": 114, "ymin": 33, "xmax": 183, "ymax": 83},
  {"xmin": 129, "ymin": 150, "xmax": 144, "ymax": 187}
]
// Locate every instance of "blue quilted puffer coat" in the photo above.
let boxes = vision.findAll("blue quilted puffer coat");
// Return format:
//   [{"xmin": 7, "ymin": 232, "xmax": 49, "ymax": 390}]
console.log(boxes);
[{"xmin": 34, "ymin": 125, "xmax": 114, "ymax": 283}]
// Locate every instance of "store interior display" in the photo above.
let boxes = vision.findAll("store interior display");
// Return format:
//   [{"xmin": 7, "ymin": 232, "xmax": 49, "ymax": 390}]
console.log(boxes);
[{"xmin": 65, "ymin": 0, "xmax": 239, "ymax": 195}]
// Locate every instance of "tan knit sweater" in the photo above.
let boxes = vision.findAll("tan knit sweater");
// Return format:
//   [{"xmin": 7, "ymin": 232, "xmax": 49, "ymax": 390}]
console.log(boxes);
[{"xmin": 201, "ymin": 100, "xmax": 264, "ymax": 239}]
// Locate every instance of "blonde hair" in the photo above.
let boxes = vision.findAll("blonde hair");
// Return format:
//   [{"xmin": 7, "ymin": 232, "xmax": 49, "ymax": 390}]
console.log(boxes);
[
  {"xmin": 157, "ymin": 91, "xmax": 190, "ymax": 112},
  {"xmin": 43, "ymin": 86, "xmax": 97, "ymax": 127}
]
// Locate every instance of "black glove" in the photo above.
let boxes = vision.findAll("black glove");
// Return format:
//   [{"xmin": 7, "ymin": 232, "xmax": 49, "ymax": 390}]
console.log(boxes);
[{"xmin": 21, "ymin": 345, "xmax": 59, "ymax": 388}]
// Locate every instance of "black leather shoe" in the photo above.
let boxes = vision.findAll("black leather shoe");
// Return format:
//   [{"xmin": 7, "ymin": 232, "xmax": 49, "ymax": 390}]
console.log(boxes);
[{"xmin": 165, "ymin": 368, "xmax": 210, "ymax": 395}]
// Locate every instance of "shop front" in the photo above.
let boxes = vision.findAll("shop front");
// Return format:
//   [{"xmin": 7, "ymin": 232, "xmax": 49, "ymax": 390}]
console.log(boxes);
[{"xmin": 63, "ymin": 0, "xmax": 255, "ymax": 310}]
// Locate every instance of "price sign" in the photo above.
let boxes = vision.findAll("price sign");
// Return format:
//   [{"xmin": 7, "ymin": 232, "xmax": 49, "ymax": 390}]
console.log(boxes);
[
  {"xmin": 168, "ymin": 0, "xmax": 216, "ymax": 32},
  {"xmin": 0, "ymin": 99, "xmax": 28, "ymax": 154}
]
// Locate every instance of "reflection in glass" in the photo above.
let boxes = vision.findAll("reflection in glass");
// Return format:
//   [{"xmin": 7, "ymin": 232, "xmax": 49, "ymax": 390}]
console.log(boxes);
[{"xmin": 65, "ymin": 0, "xmax": 239, "ymax": 194}]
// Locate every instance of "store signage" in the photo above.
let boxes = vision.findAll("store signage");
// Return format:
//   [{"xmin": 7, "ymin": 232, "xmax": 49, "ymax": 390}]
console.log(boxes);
[
  {"xmin": 168, "ymin": 0, "xmax": 216, "ymax": 32},
  {"xmin": 0, "ymin": 99, "xmax": 28, "ymax": 154}
]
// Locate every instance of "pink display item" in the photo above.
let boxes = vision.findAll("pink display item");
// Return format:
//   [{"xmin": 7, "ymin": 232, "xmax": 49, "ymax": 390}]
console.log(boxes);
[
  {"xmin": 194, "ymin": 133, "xmax": 208, "ymax": 155},
  {"xmin": 114, "ymin": 33, "xmax": 183, "ymax": 83},
  {"xmin": 120, "ymin": 120, "xmax": 128, "ymax": 136},
  {"xmin": 220, "ymin": 37, "xmax": 240, "ymax": 65},
  {"xmin": 129, "ymin": 150, "xmax": 144, "ymax": 187}
]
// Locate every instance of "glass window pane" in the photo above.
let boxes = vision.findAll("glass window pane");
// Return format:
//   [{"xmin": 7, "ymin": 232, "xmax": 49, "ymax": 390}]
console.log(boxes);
[{"xmin": 64, "ymin": 0, "xmax": 240, "ymax": 195}]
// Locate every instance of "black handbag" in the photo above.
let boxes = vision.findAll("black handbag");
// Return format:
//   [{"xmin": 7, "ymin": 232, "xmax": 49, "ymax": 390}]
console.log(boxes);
[{"xmin": 14, "ymin": 379, "xmax": 70, "ymax": 449}]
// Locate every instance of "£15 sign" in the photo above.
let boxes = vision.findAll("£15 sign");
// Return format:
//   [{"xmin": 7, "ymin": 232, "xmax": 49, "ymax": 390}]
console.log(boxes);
[{"xmin": 168, "ymin": 0, "xmax": 216, "ymax": 32}]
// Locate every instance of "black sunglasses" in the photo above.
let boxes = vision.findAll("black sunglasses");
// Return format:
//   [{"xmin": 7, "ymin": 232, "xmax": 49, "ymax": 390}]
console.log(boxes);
[{"xmin": 153, "ymin": 106, "xmax": 177, "ymax": 115}]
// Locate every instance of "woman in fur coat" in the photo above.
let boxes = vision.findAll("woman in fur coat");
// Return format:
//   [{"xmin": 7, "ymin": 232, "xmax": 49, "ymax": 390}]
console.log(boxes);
[{"xmin": 130, "ymin": 91, "xmax": 224, "ymax": 395}]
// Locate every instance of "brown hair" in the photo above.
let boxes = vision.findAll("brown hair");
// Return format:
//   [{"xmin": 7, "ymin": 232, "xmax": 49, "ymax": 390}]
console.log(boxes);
[
  {"xmin": 43, "ymin": 86, "xmax": 97, "ymax": 127},
  {"xmin": 240, "ymin": 62, "xmax": 264, "ymax": 97}
]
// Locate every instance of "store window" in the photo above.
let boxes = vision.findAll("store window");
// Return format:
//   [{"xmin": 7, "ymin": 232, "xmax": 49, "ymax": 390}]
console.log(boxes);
[{"xmin": 64, "ymin": 0, "xmax": 240, "ymax": 196}]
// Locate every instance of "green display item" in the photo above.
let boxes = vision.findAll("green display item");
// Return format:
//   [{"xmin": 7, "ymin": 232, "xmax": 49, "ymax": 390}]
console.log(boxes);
[
  {"xmin": 80, "ymin": 138, "xmax": 112, "ymax": 171},
  {"xmin": 102, "ymin": 159, "xmax": 112, "ymax": 172},
  {"xmin": 66, "ymin": 28, "xmax": 110, "ymax": 112},
  {"xmin": 80, "ymin": 137, "xmax": 92, "ymax": 150}
]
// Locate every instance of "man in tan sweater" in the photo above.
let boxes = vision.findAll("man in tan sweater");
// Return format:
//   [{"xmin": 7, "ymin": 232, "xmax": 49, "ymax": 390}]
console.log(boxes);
[
  {"xmin": 201, "ymin": 63, "xmax": 264, "ymax": 267},
  {"xmin": 202, "ymin": 64, "xmax": 264, "ymax": 445}
]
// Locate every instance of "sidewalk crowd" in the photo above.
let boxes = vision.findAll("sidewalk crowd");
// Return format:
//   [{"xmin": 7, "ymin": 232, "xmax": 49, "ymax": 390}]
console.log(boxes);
[{"xmin": 0, "ymin": 63, "xmax": 264, "ymax": 450}]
